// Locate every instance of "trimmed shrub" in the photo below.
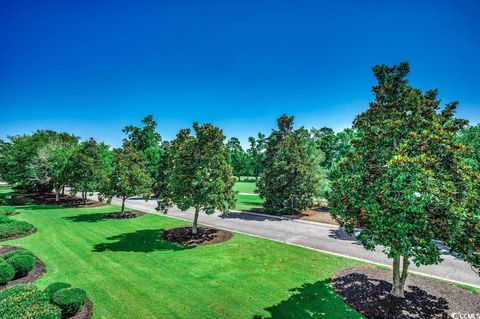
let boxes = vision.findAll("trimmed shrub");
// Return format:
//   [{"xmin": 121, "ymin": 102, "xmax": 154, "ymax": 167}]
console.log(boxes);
[
  {"xmin": 0, "ymin": 284, "xmax": 61, "ymax": 319},
  {"xmin": 0, "ymin": 220, "xmax": 34, "ymax": 239},
  {"xmin": 0, "ymin": 206, "xmax": 16, "ymax": 216},
  {"xmin": 0, "ymin": 215, "xmax": 11, "ymax": 224},
  {"xmin": 6, "ymin": 253, "xmax": 36, "ymax": 278},
  {"xmin": 0, "ymin": 261, "xmax": 15, "ymax": 284},
  {"xmin": 52, "ymin": 288, "xmax": 87, "ymax": 318},
  {"xmin": 1, "ymin": 249, "xmax": 34, "ymax": 260},
  {"xmin": 45, "ymin": 282, "xmax": 72, "ymax": 298}
]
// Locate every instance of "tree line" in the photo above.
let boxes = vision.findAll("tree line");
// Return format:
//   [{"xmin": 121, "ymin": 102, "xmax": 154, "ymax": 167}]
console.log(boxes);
[{"xmin": 0, "ymin": 62, "xmax": 479, "ymax": 298}]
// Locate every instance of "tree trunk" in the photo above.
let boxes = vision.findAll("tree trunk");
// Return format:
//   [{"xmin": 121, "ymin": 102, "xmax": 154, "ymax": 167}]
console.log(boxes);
[
  {"xmin": 390, "ymin": 255, "xmax": 410, "ymax": 298},
  {"xmin": 121, "ymin": 197, "xmax": 126, "ymax": 214},
  {"xmin": 82, "ymin": 191, "xmax": 87, "ymax": 205},
  {"xmin": 55, "ymin": 188, "xmax": 60, "ymax": 202},
  {"xmin": 61, "ymin": 186, "xmax": 65, "ymax": 196},
  {"xmin": 192, "ymin": 208, "xmax": 199, "ymax": 234}
]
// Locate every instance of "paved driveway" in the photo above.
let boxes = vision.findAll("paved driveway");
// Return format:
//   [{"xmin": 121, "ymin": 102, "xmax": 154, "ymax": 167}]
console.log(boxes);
[{"xmin": 84, "ymin": 193, "xmax": 480, "ymax": 288}]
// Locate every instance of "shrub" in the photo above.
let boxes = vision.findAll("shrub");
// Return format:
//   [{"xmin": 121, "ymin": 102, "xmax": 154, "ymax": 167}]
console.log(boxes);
[
  {"xmin": 0, "ymin": 220, "xmax": 34, "ymax": 239},
  {"xmin": 1, "ymin": 249, "xmax": 34, "ymax": 260},
  {"xmin": 0, "ymin": 206, "xmax": 16, "ymax": 216},
  {"xmin": 0, "ymin": 261, "xmax": 15, "ymax": 284},
  {"xmin": 0, "ymin": 215, "xmax": 11, "ymax": 224},
  {"xmin": 44, "ymin": 282, "xmax": 72, "ymax": 298},
  {"xmin": 0, "ymin": 284, "xmax": 61, "ymax": 319},
  {"xmin": 6, "ymin": 253, "xmax": 36, "ymax": 278},
  {"xmin": 52, "ymin": 288, "xmax": 87, "ymax": 318}
]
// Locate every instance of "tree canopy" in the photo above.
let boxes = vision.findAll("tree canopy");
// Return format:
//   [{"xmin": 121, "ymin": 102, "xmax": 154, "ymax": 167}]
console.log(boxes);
[{"xmin": 329, "ymin": 62, "xmax": 480, "ymax": 297}]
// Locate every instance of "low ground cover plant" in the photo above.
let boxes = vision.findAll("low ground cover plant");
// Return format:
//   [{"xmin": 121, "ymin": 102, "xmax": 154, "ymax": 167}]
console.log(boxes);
[{"xmin": 0, "ymin": 215, "xmax": 35, "ymax": 240}]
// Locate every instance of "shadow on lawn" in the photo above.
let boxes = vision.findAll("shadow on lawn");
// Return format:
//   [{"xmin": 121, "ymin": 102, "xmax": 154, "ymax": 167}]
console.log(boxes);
[
  {"xmin": 64, "ymin": 212, "xmax": 108, "ymax": 223},
  {"xmin": 93, "ymin": 229, "xmax": 194, "ymax": 253},
  {"xmin": 253, "ymin": 279, "xmax": 358, "ymax": 319}
]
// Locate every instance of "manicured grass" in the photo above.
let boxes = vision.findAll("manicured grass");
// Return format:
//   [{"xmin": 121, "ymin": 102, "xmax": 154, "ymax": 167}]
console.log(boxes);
[
  {"xmin": 233, "ymin": 181, "xmax": 258, "ymax": 194},
  {"xmin": 1, "ymin": 187, "xmax": 363, "ymax": 319},
  {"xmin": 235, "ymin": 194, "xmax": 264, "ymax": 211}
]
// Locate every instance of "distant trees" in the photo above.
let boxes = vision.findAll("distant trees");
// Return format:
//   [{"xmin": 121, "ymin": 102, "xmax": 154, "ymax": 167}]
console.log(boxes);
[
  {"xmin": 104, "ymin": 142, "xmax": 153, "ymax": 214},
  {"xmin": 257, "ymin": 115, "xmax": 319, "ymax": 215},
  {"xmin": 247, "ymin": 133, "xmax": 267, "ymax": 180},
  {"xmin": 225, "ymin": 137, "xmax": 249, "ymax": 177},
  {"xmin": 456, "ymin": 124, "xmax": 480, "ymax": 170},
  {"xmin": 157, "ymin": 123, "xmax": 236, "ymax": 234},
  {"xmin": 329, "ymin": 62, "xmax": 480, "ymax": 298}
]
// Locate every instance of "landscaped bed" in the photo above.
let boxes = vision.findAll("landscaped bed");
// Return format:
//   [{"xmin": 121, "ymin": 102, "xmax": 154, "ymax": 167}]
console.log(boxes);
[
  {"xmin": 27, "ymin": 192, "xmax": 107, "ymax": 208},
  {"xmin": 333, "ymin": 267, "xmax": 480, "ymax": 319},
  {"xmin": 0, "ymin": 246, "xmax": 46, "ymax": 288},
  {"xmin": 162, "ymin": 226, "xmax": 233, "ymax": 246}
]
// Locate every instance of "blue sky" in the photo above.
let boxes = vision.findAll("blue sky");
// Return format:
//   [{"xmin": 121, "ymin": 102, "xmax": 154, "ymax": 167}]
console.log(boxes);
[{"xmin": 1, "ymin": 0, "xmax": 479, "ymax": 147}]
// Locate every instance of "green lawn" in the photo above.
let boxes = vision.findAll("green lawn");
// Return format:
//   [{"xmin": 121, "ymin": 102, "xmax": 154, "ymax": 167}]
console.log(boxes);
[
  {"xmin": 233, "ymin": 181, "xmax": 258, "ymax": 194},
  {"xmin": 1, "ymin": 187, "xmax": 363, "ymax": 319},
  {"xmin": 233, "ymin": 181, "xmax": 264, "ymax": 211}
]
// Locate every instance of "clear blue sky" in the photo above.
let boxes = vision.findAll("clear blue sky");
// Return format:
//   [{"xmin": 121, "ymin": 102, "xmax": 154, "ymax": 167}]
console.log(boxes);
[{"xmin": 1, "ymin": 0, "xmax": 479, "ymax": 147}]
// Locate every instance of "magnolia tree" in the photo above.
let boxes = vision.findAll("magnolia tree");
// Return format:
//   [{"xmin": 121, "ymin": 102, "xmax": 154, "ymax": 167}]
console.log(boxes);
[
  {"xmin": 329, "ymin": 62, "xmax": 480, "ymax": 298},
  {"xmin": 157, "ymin": 122, "xmax": 236, "ymax": 234},
  {"xmin": 105, "ymin": 142, "xmax": 153, "ymax": 214},
  {"xmin": 257, "ymin": 115, "xmax": 319, "ymax": 215}
]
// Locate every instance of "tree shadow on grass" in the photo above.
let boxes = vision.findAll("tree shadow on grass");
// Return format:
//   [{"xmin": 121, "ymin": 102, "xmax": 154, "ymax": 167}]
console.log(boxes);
[
  {"xmin": 92, "ymin": 229, "xmax": 194, "ymax": 253},
  {"xmin": 19, "ymin": 204, "xmax": 66, "ymax": 211},
  {"xmin": 64, "ymin": 212, "xmax": 108, "ymax": 223},
  {"xmin": 253, "ymin": 279, "xmax": 359, "ymax": 319}
]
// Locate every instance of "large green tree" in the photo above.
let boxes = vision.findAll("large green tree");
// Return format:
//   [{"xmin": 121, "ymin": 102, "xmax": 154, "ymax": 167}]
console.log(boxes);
[
  {"xmin": 257, "ymin": 115, "xmax": 319, "ymax": 215},
  {"xmin": 246, "ymin": 133, "xmax": 267, "ymax": 180},
  {"xmin": 69, "ymin": 139, "xmax": 109, "ymax": 204},
  {"xmin": 105, "ymin": 142, "xmax": 153, "ymax": 214},
  {"xmin": 329, "ymin": 62, "xmax": 480, "ymax": 298},
  {"xmin": 157, "ymin": 123, "xmax": 236, "ymax": 234},
  {"xmin": 456, "ymin": 124, "xmax": 480, "ymax": 170}
]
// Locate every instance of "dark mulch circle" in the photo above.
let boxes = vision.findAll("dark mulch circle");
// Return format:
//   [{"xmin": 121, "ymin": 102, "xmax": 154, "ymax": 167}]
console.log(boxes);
[
  {"xmin": 28, "ymin": 193, "xmax": 106, "ymax": 208},
  {"xmin": 0, "ymin": 245, "xmax": 46, "ymax": 289},
  {"xmin": 162, "ymin": 226, "xmax": 233, "ymax": 246},
  {"xmin": 0, "ymin": 227, "xmax": 37, "ymax": 242},
  {"xmin": 69, "ymin": 299, "xmax": 93, "ymax": 319},
  {"xmin": 103, "ymin": 211, "xmax": 145, "ymax": 219},
  {"xmin": 332, "ymin": 267, "xmax": 480, "ymax": 319}
]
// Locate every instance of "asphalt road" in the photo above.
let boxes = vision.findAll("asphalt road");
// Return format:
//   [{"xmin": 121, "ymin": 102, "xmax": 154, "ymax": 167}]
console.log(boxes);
[{"xmin": 84, "ymin": 193, "xmax": 480, "ymax": 288}]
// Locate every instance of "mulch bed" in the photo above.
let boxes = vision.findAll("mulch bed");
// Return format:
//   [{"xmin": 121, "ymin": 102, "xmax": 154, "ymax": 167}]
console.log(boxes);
[
  {"xmin": 69, "ymin": 299, "xmax": 93, "ymax": 319},
  {"xmin": 0, "ymin": 245, "xmax": 46, "ymax": 289},
  {"xmin": 103, "ymin": 211, "xmax": 145, "ymax": 219},
  {"xmin": 332, "ymin": 267, "xmax": 480, "ymax": 319},
  {"xmin": 0, "ymin": 227, "xmax": 37, "ymax": 242},
  {"xmin": 28, "ymin": 193, "xmax": 106, "ymax": 208},
  {"xmin": 162, "ymin": 226, "xmax": 233, "ymax": 246}
]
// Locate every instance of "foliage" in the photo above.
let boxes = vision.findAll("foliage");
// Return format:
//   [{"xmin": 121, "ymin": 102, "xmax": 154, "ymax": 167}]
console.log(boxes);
[
  {"xmin": 225, "ymin": 137, "xmax": 249, "ymax": 177},
  {"xmin": 246, "ymin": 133, "xmax": 267, "ymax": 179},
  {"xmin": 51, "ymin": 287, "xmax": 87, "ymax": 318},
  {"xmin": 0, "ymin": 130, "xmax": 78, "ymax": 192},
  {"xmin": 258, "ymin": 115, "xmax": 319, "ymax": 215},
  {"xmin": 157, "ymin": 122, "xmax": 236, "ymax": 233},
  {"xmin": 0, "ymin": 284, "xmax": 61, "ymax": 319},
  {"xmin": 1, "ymin": 249, "xmax": 34, "ymax": 260},
  {"xmin": 69, "ymin": 139, "xmax": 109, "ymax": 204},
  {"xmin": 44, "ymin": 282, "xmax": 72, "ymax": 298},
  {"xmin": 329, "ymin": 62, "xmax": 480, "ymax": 297},
  {"xmin": 104, "ymin": 142, "xmax": 153, "ymax": 213},
  {"xmin": 6, "ymin": 253, "xmax": 36, "ymax": 278},
  {"xmin": 456, "ymin": 123, "xmax": 480, "ymax": 170},
  {"xmin": 0, "ymin": 261, "xmax": 15, "ymax": 284},
  {"xmin": 0, "ymin": 216, "xmax": 34, "ymax": 239},
  {"xmin": 0, "ymin": 206, "xmax": 17, "ymax": 216}
]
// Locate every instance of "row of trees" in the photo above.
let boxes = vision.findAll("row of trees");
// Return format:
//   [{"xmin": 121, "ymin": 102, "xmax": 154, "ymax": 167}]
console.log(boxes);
[{"xmin": 0, "ymin": 62, "xmax": 479, "ymax": 299}]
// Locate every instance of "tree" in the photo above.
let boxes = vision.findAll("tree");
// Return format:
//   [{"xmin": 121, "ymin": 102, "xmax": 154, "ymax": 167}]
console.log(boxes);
[
  {"xmin": 157, "ymin": 122, "xmax": 236, "ymax": 234},
  {"xmin": 69, "ymin": 139, "xmax": 109, "ymax": 204},
  {"xmin": 123, "ymin": 115, "xmax": 162, "ymax": 183},
  {"xmin": 105, "ymin": 142, "xmax": 153, "ymax": 214},
  {"xmin": 225, "ymin": 137, "xmax": 248, "ymax": 177},
  {"xmin": 329, "ymin": 62, "xmax": 480, "ymax": 298},
  {"xmin": 47, "ymin": 141, "xmax": 78, "ymax": 201},
  {"xmin": 257, "ymin": 115, "xmax": 319, "ymax": 215},
  {"xmin": 310, "ymin": 127, "xmax": 337, "ymax": 169},
  {"xmin": 246, "ymin": 133, "xmax": 267, "ymax": 180}
]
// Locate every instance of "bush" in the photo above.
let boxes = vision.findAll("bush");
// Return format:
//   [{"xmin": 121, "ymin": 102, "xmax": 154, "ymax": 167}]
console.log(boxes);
[
  {"xmin": 0, "ymin": 261, "xmax": 15, "ymax": 284},
  {"xmin": 52, "ymin": 288, "xmax": 87, "ymax": 318},
  {"xmin": 0, "ymin": 206, "xmax": 17, "ymax": 216},
  {"xmin": 0, "ymin": 284, "xmax": 61, "ymax": 319},
  {"xmin": 0, "ymin": 215, "xmax": 11, "ymax": 224},
  {"xmin": 1, "ymin": 249, "xmax": 34, "ymax": 260},
  {"xmin": 0, "ymin": 219, "xmax": 34, "ymax": 239},
  {"xmin": 6, "ymin": 253, "xmax": 35, "ymax": 278},
  {"xmin": 44, "ymin": 282, "xmax": 72, "ymax": 298}
]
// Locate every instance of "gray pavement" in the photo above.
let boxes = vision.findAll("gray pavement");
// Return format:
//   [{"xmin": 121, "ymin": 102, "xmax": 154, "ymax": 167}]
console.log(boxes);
[{"xmin": 84, "ymin": 192, "xmax": 480, "ymax": 288}]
